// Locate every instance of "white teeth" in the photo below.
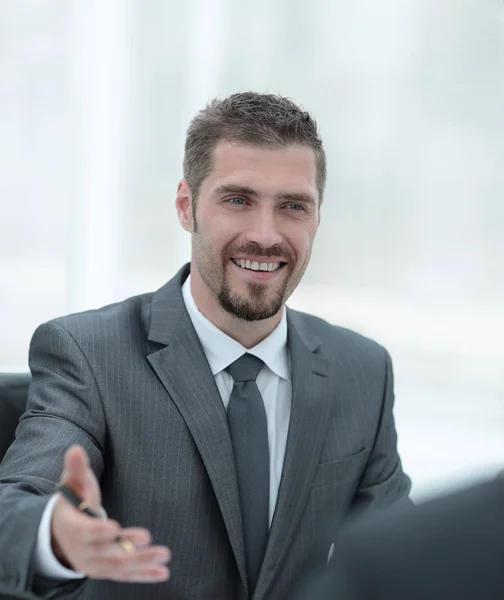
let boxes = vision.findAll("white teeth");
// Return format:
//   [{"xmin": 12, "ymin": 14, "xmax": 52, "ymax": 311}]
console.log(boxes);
[{"xmin": 233, "ymin": 259, "xmax": 281, "ymax": 272}]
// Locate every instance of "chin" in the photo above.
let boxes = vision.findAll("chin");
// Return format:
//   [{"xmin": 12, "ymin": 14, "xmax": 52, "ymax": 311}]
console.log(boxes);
[
  {"xmin": 218, "ymin": 289, "xmax": 283, "ymax": 322},
  {"xmin": 234, "ymin": 306, "xmax": 282, "ymax": 323}
]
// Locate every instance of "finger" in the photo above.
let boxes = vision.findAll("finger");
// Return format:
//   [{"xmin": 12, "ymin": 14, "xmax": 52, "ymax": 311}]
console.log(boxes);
[
  {"xmin": 108, "ymin": 548, "xmax": 169, "ymax": 573},
  {"xmin": 119, "ymin": 546, "xmax": 171, "ymax": 566},
  {"xmin": 85, "ymin": 550, "xmax": 171, "ymax": 581},
  {"xmin": 61, "ymin": 445, "xmax": 89, "ymax": 486},
  {"xmin": 112, "ymin": 566, "xmax": 170, "ymax": 583},
  {"xmin": 115, "ymin": 527, "xmax": 152, "ymax": 548},
  {"xmin": 87, "ymin": 528, "xmax": 154, "ymax": 553},
  {"xmin": 59, "ymin": 446, "xmax": 102, "ymax": 512},
  {"xmin": 60, "ymin": 446, "xmax": 101, "ymax": 505},
  {"xmin": 84, "ymin": 523, "xmax": 123, "ymax": 545},
  {"xmin": 94, "ymin": 544, "xmax": 170, "ymax": 564}
]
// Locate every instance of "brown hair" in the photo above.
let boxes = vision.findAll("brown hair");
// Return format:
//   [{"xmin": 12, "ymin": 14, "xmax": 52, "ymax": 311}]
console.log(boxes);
[{"xmin": 183, "ymin": 92, "xmax": 326, "ymax": 220}]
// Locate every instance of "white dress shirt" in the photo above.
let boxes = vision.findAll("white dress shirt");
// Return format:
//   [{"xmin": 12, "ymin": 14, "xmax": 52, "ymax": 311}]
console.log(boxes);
[{"xmin": 34, "ymin": 275, "xmax": 292, "ymax": 579}]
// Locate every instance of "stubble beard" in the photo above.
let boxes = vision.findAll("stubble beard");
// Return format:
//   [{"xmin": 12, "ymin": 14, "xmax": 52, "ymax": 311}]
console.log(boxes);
[
  {"xmin": 217, "ymin": 275, "xmax": 289, "ymax": 322},
  {"xmin": 194, "ymin": 234, "xmax": 304, "ymax": 322}
]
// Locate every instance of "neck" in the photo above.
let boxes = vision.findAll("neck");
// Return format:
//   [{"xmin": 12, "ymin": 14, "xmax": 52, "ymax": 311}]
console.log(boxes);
[{"xmin": 189, "ymin": 267, "xmax": 283, "ymax": 349}]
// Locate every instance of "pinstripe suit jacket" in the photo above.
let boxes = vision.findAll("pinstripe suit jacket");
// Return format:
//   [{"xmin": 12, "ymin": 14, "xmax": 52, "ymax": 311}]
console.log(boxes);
[{"xmin": 0, "ymin": 264, "xmax": 411, "ymax": 600}]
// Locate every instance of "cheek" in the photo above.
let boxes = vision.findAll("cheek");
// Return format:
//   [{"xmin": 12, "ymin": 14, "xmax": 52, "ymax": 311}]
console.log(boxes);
[
  {"xmin": 198, "ymin": 224, "xmax": 236, "ymax": 258},
  {"xmin": 290, "ymin": 228, "xmax": 316, "ymax": 260}
]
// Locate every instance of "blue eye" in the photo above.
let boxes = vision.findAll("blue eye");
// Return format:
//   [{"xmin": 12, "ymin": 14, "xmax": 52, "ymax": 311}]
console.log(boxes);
[
  {"xmin": 229, "ymin": 197, "xmax": 245, "ymax": 205},
  {"xmin": 287, "ymin": 203, "xmax": 304, "ymax": 211}
]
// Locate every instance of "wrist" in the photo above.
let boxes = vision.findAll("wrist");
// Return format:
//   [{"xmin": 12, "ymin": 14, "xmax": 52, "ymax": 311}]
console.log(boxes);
[{"xmin": 50, "ymin": 535, "xmax": 72, "ymax": 569}]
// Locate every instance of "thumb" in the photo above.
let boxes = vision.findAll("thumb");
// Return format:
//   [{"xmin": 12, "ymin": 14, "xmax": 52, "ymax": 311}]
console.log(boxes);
[
  {"xmin": 61, "ymin": 445, "xmax": 89, "ymax": 485},
  {"xmin": 60, "ymin": 445, "xmax": 100, "ymax": 507}
]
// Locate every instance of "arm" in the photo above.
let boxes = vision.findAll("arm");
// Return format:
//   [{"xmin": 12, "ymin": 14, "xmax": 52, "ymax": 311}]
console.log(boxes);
[
  {"xmin": 0, "ymin": 320, "xmax": 170, "ymax": 599},
  {"xmin": 0, "ymin": 320, "xmax": 106, "ymax": 599},
  {"xmin": 352, "ymin": 349, "xmax": 412, "ymax": 513}
]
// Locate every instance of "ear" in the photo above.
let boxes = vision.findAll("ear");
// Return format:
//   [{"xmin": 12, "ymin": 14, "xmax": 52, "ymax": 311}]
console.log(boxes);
[{"xmin": 175, "ymin": 179, "xmax": 194, "ymax": 233}]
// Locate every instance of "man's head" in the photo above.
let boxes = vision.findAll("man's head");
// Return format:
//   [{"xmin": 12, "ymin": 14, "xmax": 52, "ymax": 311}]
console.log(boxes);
[{"xmin": 176, "ymin": 92, "xmax": 326, "ymax": 325}]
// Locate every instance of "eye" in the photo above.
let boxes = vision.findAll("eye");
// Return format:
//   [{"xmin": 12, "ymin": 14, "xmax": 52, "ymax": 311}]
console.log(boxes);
[
  {"xmin": 228, "ymin": 197, "xmax": 245, "ymax": 205},
  {"xmin": 286, "ymin": 203, "xmax": 305, "ymax": 211}
]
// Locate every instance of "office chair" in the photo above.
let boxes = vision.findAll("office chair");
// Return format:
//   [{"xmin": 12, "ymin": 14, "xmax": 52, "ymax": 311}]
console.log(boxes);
[{"xmin": 0, "ymin": 373, "xmax": 30, "ymax": 462}]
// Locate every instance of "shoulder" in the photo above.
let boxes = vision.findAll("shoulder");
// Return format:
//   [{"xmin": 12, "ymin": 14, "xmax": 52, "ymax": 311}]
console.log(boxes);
[
  {"xmin": 35, "ymin": 291, "xmax": 155, "ymax": 347},
  {"xmin": 287, "ymin": 307, "xmax": 389, "ymax": 365}
]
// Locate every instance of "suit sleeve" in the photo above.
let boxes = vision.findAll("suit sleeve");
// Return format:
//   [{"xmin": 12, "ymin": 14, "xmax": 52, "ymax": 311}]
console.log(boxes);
[
  {"xmin": 352, "ymin": 349, "xmax": 412, "ymax": 512},
  {"xmin": 0, "ymin": 320, "xmax": 106, "ymax": 599}
]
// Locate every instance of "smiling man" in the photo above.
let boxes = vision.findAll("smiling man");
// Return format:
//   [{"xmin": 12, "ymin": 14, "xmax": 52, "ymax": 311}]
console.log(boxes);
[
  {"xmin": 178, "ymin": 138, "xmax": 320, "ymax": 346},
  {"xmin": 0, "ymin": 92, "xmax": 411, "ymax": 600}
]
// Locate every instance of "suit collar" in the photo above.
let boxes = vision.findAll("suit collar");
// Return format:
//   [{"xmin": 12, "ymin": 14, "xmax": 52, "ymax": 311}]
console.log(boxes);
[
  {"xmin": 147, "ymin": 263, "xmax": 191, "ymax": 346},
  {"xmin": 182, "ymin": 274, "xmax": 290, "ymax": 381},
  {"xmin": 286, "ymin": 307, "xmax": 322, "ymax": 354}
]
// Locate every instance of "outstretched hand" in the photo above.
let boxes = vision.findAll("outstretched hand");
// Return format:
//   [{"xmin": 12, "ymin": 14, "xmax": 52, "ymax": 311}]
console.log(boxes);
[{"xmin": 50, "ymin": 445, "xmax": 171, "ymax": 583}]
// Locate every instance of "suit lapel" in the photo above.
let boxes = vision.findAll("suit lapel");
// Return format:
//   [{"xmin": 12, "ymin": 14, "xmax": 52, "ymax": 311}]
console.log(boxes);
[
  {"xmin": 254, "ymin": 310, "xmax": 332, "ymax": 600},
  {"xmin": 146, "ymin": 266, "xmax": 247, "ymax": 591}
]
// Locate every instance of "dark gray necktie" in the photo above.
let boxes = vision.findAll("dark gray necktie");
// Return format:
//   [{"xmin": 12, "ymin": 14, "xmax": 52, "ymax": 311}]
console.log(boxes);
[{"xmin": 226, "ymin": 353, "xmax": 270, "ymax": 593}]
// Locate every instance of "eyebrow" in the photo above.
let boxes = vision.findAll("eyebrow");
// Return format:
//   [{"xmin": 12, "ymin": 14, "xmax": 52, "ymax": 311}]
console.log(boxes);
[
  {"xmin": 214, "ymin": 184, "xmax": 317, "ymax": 205},
  {"xmin": 215, "ymin": 184, "xmax": 259, "ymax": 197}
]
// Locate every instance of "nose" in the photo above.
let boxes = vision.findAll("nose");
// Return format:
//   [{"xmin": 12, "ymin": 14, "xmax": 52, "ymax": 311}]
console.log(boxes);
[{"xmin": 243, "ymin": 205, "xmax": 283, "ymax": 248}]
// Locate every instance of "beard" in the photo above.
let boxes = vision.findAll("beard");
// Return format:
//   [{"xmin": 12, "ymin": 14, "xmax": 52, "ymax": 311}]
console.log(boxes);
[
  {"xmin": 217, "ymin": 241, "xmax": 296, "ymax": 321},
  {"xmin": 217, "ymin": 276, "xmax": 289, "ymax": 322},
  {"xmin": 194, "ymin": 237, "xmax": 298, "ymax": 322}
]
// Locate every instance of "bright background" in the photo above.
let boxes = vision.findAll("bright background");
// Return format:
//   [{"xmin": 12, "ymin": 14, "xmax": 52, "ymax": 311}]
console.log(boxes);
[{"xmin": 1, "ymin": 0, "xmax": 503, "ymax": 501}]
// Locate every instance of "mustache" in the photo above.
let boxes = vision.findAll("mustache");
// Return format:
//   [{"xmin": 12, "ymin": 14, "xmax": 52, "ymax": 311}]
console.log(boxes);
[{"xmin": 226, "ymin": 243, "xmax": 292, "ymax": 262}]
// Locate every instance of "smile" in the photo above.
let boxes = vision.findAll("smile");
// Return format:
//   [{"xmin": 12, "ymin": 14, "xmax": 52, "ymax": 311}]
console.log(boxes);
[{"xmin": 231, "ymin": 259, "xmax": 284, "ymax": 272}]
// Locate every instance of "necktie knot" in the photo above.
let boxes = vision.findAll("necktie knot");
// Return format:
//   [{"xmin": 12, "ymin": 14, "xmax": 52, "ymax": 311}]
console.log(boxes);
[{"xmin": 227, "ymin": 353, "xmax": 264, "ymax": 383}]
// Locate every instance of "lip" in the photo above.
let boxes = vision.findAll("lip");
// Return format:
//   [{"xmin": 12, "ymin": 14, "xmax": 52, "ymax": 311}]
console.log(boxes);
[
  {"xmin": 231, "ymin": 255, "xmax": 287, "ymax": 264},
  {"xmin": 230, "ymin": 259, "xmax": 286, "ymax": 281}
]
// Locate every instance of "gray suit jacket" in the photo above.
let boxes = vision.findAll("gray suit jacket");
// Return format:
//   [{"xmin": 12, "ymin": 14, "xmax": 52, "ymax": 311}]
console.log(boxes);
[{"xmin": 0, "ymin": 264, "xmax": 410, "ymax": 600}]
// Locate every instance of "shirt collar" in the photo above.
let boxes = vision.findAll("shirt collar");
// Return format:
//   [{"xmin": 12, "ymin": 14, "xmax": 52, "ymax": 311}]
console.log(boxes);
[{"xmin": 182, "ymin": 275, "xmax": 290, "ymax": 382}]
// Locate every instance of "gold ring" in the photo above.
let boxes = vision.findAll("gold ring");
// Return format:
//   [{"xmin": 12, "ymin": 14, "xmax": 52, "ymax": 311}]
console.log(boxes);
[{"xmin": 119, "ymin": 538, "xmax": 135, "ymax": 553}]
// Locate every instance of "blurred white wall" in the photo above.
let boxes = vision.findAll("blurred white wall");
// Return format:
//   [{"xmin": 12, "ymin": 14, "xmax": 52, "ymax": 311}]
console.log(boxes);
[{"xmin": 1, "ymin": 0, "xmax": 503, "ymax": 500}]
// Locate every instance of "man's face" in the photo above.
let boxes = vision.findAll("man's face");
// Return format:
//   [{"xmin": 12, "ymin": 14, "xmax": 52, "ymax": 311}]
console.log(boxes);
[{"xmin": 179, "ymin": 141, "xmax": 320, "ymax": 322}]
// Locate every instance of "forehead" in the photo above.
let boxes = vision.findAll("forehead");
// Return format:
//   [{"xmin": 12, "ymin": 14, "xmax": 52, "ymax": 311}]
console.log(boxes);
[{"xmin": 203, "ymin": 141, "xmax": 318, "ymax": 198}]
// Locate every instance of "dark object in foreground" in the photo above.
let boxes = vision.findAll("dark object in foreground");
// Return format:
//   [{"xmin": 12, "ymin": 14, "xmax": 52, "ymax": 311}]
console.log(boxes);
[{"xmin": 294, "ymin": 475, "xmax": 504, "ymax": 600}]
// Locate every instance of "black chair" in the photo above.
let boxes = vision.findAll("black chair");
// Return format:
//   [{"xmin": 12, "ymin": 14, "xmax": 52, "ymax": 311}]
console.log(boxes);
[
  {"xmin": 0, "ymin": 373, "xmax": 30, "ymax": 463},
  {"xmin": 0, "ymin": 374, "xmax": 30, "ymax": 599}
]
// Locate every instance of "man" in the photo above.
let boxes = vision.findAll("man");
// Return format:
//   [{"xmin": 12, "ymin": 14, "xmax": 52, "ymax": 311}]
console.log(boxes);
[
  {"xmin": 0, "ymin": 92, "xmax": 410, "ymax": 600},
  {"xmin": 294, "ymin": 475, "xmax": 504, "ymax": 600}
]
